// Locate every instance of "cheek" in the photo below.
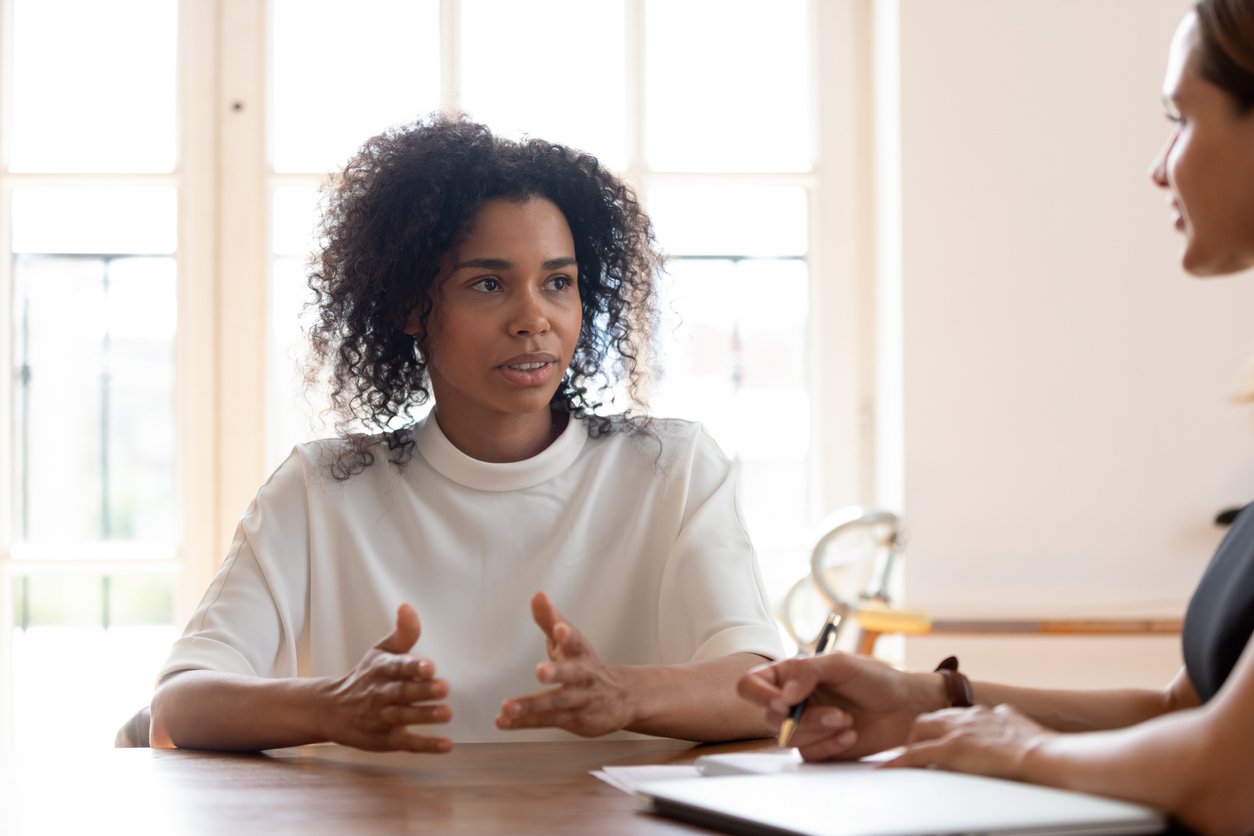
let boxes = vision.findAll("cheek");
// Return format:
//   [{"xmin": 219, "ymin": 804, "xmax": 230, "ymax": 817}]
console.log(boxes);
[{"xmin": 558, "ymin": 301, "xmax": 584, "ymax": 351}]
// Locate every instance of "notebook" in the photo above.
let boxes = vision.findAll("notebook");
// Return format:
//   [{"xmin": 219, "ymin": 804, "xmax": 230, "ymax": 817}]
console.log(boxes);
[{"xmin": 637, "ymin": 769, "xmax": 1166, "ymax": 836}]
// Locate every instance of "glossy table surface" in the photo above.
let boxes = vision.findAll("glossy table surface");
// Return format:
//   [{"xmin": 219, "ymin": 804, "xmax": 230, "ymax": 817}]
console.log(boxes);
[{"xmin": 0, "ymin": 737, "xmax": 780, "ymax": 835}]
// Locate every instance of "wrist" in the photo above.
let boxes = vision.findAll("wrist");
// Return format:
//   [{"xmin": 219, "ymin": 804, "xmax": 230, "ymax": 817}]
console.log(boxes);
[
  {"xmin": 1012, "ymin": 730, "xmax": 1058, "ymax": 783},
  {"xmin": 304, "ymin": 676, "xmax": 341, "ymax": 743},
  {"xmin": 612, "ymin": 665, "xmax": 648, "ymax": 730},
  {"xmin": 908, "ymin": 671, "xmax": 952, "ymax": 714}
]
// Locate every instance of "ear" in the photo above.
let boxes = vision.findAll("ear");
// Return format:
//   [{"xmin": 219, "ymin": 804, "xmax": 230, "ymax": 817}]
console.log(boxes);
[{"xmin": 403, "ymin": 306, "xmax": 423, "ymax": 338}]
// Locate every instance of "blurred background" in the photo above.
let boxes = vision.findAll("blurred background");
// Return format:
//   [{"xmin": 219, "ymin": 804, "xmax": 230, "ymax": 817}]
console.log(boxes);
[{"xmin": 3, "ymin": 0, "xmax": 1254, "ymax": 750}]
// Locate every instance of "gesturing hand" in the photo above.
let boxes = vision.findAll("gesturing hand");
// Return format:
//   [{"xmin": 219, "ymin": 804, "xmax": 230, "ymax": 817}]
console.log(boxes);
[
  {"xmin": 737, "ymin": 652, "xmax": 948, "ymax": 761},
  {"xmin": 318, "ymin": 603, "xmax": 453, "ymax": 753},
  {"xmin": 496, "ymin": 592, "xmax": 634, "ymax": 737},
  {"xmin": 883, "ymin": 704, "xmax": 1053, "ymax": 780}
]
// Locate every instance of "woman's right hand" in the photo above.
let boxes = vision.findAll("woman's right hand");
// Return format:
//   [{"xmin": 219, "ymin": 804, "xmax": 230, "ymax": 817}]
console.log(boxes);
[
  {"xmin": 737, "ymin": 651, "xmax": 948, "ymax": 761},
  {"xmin": 316, "ymin": 603, "xmax": 453, "ymax": 753}
]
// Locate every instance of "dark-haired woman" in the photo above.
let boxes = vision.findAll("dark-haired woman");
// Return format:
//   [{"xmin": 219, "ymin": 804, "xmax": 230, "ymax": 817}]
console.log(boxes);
[
  {"xmin": 149, "ymin": 118, "xmax": 782, "ymax": 753},
  {"xmin": 738, "ymin": 3, "xmax": 1254, "ymax": 834}
]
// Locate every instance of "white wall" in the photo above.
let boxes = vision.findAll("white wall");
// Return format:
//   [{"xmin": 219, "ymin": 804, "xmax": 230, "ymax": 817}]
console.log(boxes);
[{"xmin": 883, "ymin": 0, "xmax": 1254, "ymax": 684}]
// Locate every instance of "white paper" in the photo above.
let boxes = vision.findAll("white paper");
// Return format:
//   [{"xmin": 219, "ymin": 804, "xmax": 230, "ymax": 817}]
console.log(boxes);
[{"xmin": 590, "ymin": 765, "xmax": 701, "ymax": 794}]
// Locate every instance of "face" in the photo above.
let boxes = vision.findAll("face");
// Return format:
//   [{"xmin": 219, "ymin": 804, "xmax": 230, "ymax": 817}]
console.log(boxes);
[
  {"xmin": 413, "ymin": 197, "xmax": 582, "ymax": 420},
  {"xmin": 1150, "ymin": 13, "xmax": 1254, "ymax": 276}
]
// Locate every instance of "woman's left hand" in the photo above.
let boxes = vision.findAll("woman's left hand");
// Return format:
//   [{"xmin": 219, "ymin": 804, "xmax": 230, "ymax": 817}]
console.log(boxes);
[
  {"xmin": 496, "ymin": 592, "xmax": 635, "ymax": 737},
  {"xmin": 882, "ymin": 703, "xmax": 1055, "ymax": 781}
]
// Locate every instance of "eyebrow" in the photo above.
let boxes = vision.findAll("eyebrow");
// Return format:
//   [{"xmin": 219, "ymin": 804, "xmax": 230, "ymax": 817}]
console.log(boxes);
[{"xmin": 453, "ymin": 256, "xmax": 576, "ymax": 272}]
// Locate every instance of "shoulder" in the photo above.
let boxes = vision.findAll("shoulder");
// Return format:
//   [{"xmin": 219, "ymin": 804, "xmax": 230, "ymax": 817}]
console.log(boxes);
[
  {"xmin": 273, "ymin": 433, "xmax": 406, "ymax": 495},
  {"xmin": 584, "ymin": 415, "xmax": 733, "ymax": 480}
]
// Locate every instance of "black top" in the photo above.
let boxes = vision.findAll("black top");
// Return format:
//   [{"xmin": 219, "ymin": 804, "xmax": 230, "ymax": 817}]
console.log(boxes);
[{"xmin": 1182, "ymin": 504, "xmax": 1254, "ymax": 702}]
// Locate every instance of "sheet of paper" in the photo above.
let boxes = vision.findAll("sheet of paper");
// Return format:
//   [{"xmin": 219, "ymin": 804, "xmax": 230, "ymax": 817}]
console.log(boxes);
[
  {"xmin": 590, "ymin": 765, "xmax": 701, "ymax": 794},
  {"xmin": 695, "ymin": 749, "xmax": 900, "ymax": 777}
]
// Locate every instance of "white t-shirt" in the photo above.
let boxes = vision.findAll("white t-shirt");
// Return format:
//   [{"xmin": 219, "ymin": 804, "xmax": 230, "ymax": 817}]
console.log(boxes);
[{"xmin": 159, "ymin": 413, "xmax": 784, "ymax": 742}]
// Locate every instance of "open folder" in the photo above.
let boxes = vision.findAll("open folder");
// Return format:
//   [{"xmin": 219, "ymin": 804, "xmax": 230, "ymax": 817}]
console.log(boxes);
[{"xmin": 637, "ymin": 769, "xmax": 1166, "ymax": 836}]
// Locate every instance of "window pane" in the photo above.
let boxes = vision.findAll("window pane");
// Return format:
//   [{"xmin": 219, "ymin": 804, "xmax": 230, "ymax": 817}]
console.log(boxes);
[
  {"xmin": 12, "ymin": 574, "xmax": 176, "ymax": 748},
  {"xmin": 460, "ymin": 0, "xmax": 627, "ymax": 170},
  {"xmin": 272, "ymin": 0, "xmax": 441, "ymax": 173},
  {"xmin": 645, "ymin": 0, "xmax": 810, "ymax": 172},
  {"xmin": 648, "ymin": 185, "xmax": 808, "ymax": 257},
  {"xmin": 651, "ymin": 257, "xmax": 811, "ymax": 595},
  {"xmin": 9, "ymin": 0, "xmax": 177, "ymax": 173},
  {"xmin": 13, "ymin": 256, "xmax": 176, "ymax": 545},
  {"xmin": 11, "ymin": 187, "xmax": 178, "ymax": 255},
  {"xmin": 272, "ymin": 186, "xmax": 323, "ymax": 256},
  {"xmin": 653, "ymin": 259, "xmax": 809, "ymax": 460}
]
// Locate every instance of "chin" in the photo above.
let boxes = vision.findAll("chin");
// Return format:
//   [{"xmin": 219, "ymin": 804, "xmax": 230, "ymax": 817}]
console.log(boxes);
[{"xmin": 1181, "ymin": 246, "xmax": 1254, "ymax": 277}]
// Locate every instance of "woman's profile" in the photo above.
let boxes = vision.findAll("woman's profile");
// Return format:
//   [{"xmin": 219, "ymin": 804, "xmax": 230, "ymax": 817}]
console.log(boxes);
[
  {"xmin": 149, "ymin": 117, "xmax": 783, "ymax": 751},
  {"xmin": 738, "ymin": 2, "xmax": 1254, "ymax": 833}
]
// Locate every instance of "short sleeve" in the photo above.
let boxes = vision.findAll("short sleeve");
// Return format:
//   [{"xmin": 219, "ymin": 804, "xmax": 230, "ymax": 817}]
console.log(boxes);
[
  {"xmin": 158, "ymin": 451, "xmax": 311, "ymax": 682},
  {"xmin": 656, "ymin": 426, "xmax": 785, "ymax": 664}
]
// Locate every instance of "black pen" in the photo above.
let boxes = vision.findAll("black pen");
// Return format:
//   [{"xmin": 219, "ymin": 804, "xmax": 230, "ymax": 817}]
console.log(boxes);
[{"xmin": 778, "ymin": 612, "xmax": 841, "ymax": 747}]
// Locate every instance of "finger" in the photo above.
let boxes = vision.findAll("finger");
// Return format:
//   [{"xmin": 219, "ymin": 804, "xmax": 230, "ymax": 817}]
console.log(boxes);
[
  {"xmin": 737, "ymin": 666, "xmax": 787, "ymax": 708},
  {"xmin": 754, "ymin": 659, "xmax": 823, "ymax": 709},
  {"xmin": 500, "ymin": 687, "xmax": 588, "ymax": 719},
  {"xmin": 383, "ymin": 677, "xmax": 448, "ymax": 704},
  {"xmin": 880, "ymin": 737, "xmax": 952, "ymax": 770},
  {"xmin": 537, "ymin": 660, "xmax": 595, "ymax": 687},
  {"xmin": 795, "ymin": 728, "xmax": 859, "ymax": 762},
  {"xmin": 377, "ymin": 654, "xmax": 434, "ymax": 682},
  {"xmin": 387, "ymin": 728, "xmax": 452, "ymax": 754},
  {"xmin": 530, "ymin": 591, "xmax": 562, "ymax": 646},
  {"xmin": 380, "ymin": 703, "xmax": 452, "ymax": 726},
  {"xmin": 375, "ymin": 603, "xmax": 422, "ymax": 654},
  {"xmin": 496, "ymin": 708, "xmax": 579, "ymax": 731},
  {"xmin": 908, "ymin": 710, "xmax": 962, "ymax": 744}
]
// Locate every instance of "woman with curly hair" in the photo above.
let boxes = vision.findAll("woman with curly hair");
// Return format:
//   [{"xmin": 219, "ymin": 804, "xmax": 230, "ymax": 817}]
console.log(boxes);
[{"xmin": 149, "ymin": 116, "xmax": 783, "ymax": 752}]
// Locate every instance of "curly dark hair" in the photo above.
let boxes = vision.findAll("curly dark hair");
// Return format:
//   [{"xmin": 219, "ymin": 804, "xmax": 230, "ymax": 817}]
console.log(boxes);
[{"xmin": 306, "ymin": 115, "xmax": 660, "ymax": 479}]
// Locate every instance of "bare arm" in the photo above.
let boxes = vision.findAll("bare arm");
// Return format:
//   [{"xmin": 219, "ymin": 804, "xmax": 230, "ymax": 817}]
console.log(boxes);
[
  {"xmin": 737, "ymin": 652, "xmax": 1197, "ymax": 761},
  {"xmin": 150, "ymin": 604, "xmax": 452, "ymax": 753},
  {"xmin": 889, "ymin": 645, "xmax": 1254, "ymax": 836},
  {"xmin": 497, "ymin": 593, "xmax": 774, "ymax": 742},
  {"xmin": 970, "ymin": 666, "xmax": 1200, "ymax": 732}
]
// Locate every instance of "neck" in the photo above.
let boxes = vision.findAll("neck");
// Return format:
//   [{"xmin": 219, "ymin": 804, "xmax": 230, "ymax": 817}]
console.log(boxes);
[{"xmin": 432, "ymin": 401, "xmax": 567, "ymax": 463}]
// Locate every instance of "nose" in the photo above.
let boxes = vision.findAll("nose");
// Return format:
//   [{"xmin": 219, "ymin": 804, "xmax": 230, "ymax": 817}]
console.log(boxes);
[
  {"xmin": 508, "ymin": 286, "xmax": 549, "ymax": 337},
  {"xmin": 1148, "ymin": 128, "xmax": 1176, "ymax": 189}
]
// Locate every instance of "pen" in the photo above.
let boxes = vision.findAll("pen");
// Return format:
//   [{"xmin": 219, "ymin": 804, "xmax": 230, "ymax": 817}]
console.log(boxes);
[{"xmin": 777, "ymin": 612, "xmax": 841, "ymax": 747}]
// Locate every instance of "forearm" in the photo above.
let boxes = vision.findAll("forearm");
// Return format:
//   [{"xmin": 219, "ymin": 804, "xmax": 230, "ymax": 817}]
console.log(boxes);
[
  {"xmin": 150, "ymin": 670, "xmax": 332, "ymax": 751},
  {"xmin": 620, "ymin": 653, "xmax": 774, "ymax": 742},
  {"xmin": 971, "ymin": 680, "xmax": 1176, "ymax": 732},
  {"xmin": 1019, "ymin": 706, "xmax": 1254, "ymax": 836}
]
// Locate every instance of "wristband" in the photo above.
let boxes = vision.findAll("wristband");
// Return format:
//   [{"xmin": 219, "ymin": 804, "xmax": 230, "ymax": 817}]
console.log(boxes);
[{"xmin": 934, "ymin": 655, "xmax": 974, "ymax": 708}]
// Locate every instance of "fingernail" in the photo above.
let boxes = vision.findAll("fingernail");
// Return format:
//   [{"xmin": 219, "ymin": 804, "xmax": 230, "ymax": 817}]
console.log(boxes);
[
  {"xmin": 837, "ymin": 730, "xmax": 856, "ymax": 746},
  {"xmin": 504, "ymin": 702, "xmax": 521, "ymax": 717},
  {"xmin": 770, "ymin": 700, "xmax": 788, "ymax": 714},
  {"xmin": 820, "ymin": 712, "xmax": 846, "ymax": 728}
]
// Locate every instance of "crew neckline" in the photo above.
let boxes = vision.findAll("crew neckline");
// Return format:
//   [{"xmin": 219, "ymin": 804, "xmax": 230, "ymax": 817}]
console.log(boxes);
[{"xmin": 412, "ymin": 410, "xmax": 588, "ymax": 492}]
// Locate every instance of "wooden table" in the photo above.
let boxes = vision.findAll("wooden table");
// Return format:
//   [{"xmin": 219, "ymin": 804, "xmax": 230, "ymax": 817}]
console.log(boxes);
[{"xmin": 0, "ymin": 738, "xmax": 779, "ymax": 835}]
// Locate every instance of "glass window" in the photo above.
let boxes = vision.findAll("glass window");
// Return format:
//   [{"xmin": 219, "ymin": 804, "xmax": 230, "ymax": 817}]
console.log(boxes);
[
  {"xmin": 271, "ymin": 0, "xmax": 442, "ymax": 173},
  {"xmin": 9, "ymin": 0, "xmax": 178, "ymax": 173},
  {"xmin": 460, "ymin": 0, "xmax": 628, "ymax": 170},
  {"xmin": 12, "ymin": 255, "xmax": 177, "ymax": 546},
  {"xmin": 12, "ymin": 575, "xmax": 177, "ymax": 748},
  {"xmin": 644, "ymin": 0, "xmax": 811, "ymax": 172},
  {"xmin": 4, "ymin": 0, "xmax": 181, "ymax": 751},
  {"xmin": 11, "ymin": 187, "xmax": 178, "ymax": 255},
  {"xmin": 647, "ymin": 185, "xmax": 808, "ymax": 257}
]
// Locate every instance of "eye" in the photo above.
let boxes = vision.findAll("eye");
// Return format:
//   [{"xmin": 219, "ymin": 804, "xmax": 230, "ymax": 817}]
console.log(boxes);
[
  {"xmin": 545, "ymin": 275, "xmax": 572, "ymax": 291},
  {"xmin": 471, "ymin": 277, "xmax": 501, "ymax": 292}
]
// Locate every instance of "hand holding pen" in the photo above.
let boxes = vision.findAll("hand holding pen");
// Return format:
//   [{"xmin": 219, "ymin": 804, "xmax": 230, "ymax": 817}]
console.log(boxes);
[{"xmin": 777, "ymin": 612, "xmax": 841, "ymax": 746}]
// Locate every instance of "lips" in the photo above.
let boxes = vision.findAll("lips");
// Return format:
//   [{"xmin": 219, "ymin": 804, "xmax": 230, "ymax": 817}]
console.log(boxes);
[{"xmin": 498, "ymin": 353, "xmax": 559, "ymax": 387}]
